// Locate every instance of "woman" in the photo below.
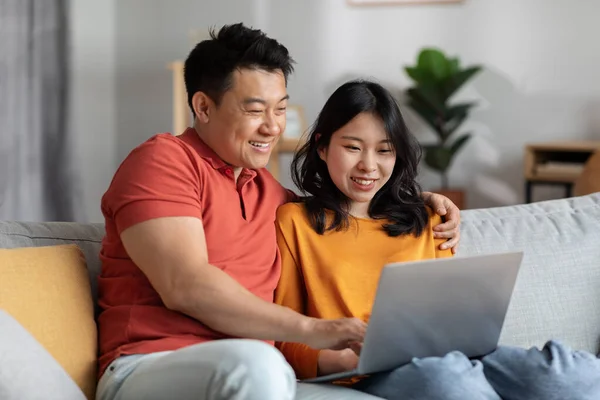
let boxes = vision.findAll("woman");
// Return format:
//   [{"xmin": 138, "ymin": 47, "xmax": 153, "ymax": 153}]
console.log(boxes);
[{"xmin": 274, "ymin": 80, "xmax": 600, "ymax": 400}]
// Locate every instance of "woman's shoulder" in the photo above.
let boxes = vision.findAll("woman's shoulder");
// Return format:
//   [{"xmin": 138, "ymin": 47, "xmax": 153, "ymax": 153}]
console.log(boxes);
[
  {"xmin": 424, "ymin": 205, "xmax": 444, "ymax": 229},
  {"xmin": 276, "ymin": 202, "xmax": 309, "ymax": 226}
]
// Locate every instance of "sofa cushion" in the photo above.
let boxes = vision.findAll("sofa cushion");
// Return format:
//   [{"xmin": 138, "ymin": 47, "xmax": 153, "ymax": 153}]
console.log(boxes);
[
  {"xmin": 0, "ymin": 310, "xmax": 87, "ymax": 400},
  {"xmin": 459, "ymin": 193, "xmax": 600, "ymax": 354},
  {"xmin": 0, "ymin": 221, "xmax": 104, "ymax": 309},
  {"xmin": 0, "ymin": 245, "xmax": 97, "ymax": 399}
]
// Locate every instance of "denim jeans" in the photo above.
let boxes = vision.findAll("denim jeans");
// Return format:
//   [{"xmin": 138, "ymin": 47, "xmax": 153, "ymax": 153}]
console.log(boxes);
[{"xmin": 353, "ymin": 340, "xmax": 600, "ymax": 400}]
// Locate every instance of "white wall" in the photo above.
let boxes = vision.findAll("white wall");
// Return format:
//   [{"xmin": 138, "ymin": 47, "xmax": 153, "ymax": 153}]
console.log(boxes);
[
  {"xmin": 69, "ymin": 0, "xmax": 116, "ymax": 222},
  {"xmin": 70, "ymin": 0, "xmax": 600, "ymax": 216},
  {"xmin": 114, "ymin": 0, "xmax": 261, "ymax": 162},
  {"xmin": 271, "ymin": 0, "xmax": 600, "ymax": 207}
]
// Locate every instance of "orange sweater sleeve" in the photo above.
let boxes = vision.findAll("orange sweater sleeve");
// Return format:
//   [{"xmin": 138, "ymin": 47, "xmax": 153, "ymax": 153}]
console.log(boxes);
[
  {"xmin": 274, "ymin": 213, "xmax": 321, "ymax": 379},
  {"xmin": 429, "ymin": 210, "xmax": 454, "ymax": 259}
]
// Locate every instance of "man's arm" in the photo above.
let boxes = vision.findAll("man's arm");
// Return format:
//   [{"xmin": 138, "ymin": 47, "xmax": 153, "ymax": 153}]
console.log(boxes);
[
  {"xmin": 120, "ymin": 216, "xmax": 366, "ymax": 349},
  {"xmin": 422, "ymin": 191, "xmax": 461, "ymax": 254}
]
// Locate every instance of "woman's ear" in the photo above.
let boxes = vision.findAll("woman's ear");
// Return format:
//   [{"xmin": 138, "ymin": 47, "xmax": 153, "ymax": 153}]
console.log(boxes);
[
  {"xmin": 315, "ymin": 134, "xmax": 327, "ymax": 161},
  {"xmin": 192, "ymin": 92, "xmax": 212, "ymax": 123}
]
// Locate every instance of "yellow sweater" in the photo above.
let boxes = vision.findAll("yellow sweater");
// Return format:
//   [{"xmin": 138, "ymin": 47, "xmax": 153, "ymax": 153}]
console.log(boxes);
[{"xmin": 274, "ymin": 202, "xmax": 452, "ymax": 379}]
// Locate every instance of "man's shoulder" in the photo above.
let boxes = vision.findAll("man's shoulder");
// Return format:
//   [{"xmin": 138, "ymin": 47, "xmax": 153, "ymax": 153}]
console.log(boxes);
[
  {"xmin": 115, "ymin": 133, "xmax": 209, "ymax": 178},
  {"xmin": 101, "ymin": 133, "xmax": 206, "ymax": 209},
  {"xmin": 129, "ymin": 133, "xmax": 196, "ymax": 160}
]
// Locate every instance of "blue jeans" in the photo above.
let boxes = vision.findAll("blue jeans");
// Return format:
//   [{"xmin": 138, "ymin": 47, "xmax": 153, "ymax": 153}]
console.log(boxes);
[{"xmin": 352, "ymin": 340, "xmax": 600, "ymax": 400}]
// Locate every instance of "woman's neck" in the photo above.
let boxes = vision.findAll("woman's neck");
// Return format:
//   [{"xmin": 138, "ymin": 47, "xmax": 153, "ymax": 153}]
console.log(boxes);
[{"xmin": 348, "ymin": 202, "xmax": 371, "ymax": 219}]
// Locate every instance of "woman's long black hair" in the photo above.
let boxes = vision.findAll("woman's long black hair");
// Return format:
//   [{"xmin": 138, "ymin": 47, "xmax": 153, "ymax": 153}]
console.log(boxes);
[{"xmin": 291, "ymin": 79, "xmax": 428, "ymax": 237}]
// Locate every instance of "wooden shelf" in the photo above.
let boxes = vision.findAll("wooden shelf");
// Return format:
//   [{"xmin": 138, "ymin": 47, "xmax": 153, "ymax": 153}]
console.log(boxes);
[
  {"xmin": 525, "ymin": 141, "xmax": 600, "ymax": 152},
  {"xmin": 524, "ymin": 141, "xmax": 600, "ymax": 182},
  {"xmin": 167, "ymin": 61, "xmax": 191, "ymax": 136},
  {"xmin": 524, "ymin": 140, "xmax": 600, "ymax": 202},
  {"xmin": 278, "ymin": 138, "xmax": 303, "ymax": 152}
]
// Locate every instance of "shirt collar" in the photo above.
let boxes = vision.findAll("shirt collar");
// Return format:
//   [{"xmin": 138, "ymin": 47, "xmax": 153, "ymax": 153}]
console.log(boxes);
[
  {"xmin": 179, "ymin": 127, "xmax": 227, "ymax": 170},
  {"xmin": 179, "ymin": 128, "xmax": 257, "ymax": 180}
]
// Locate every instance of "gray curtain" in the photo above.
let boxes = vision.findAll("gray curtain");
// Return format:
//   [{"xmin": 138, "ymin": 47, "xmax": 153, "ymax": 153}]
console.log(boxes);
[{"xmin": 0, "ymin": 0, "xmax": 83, "ymax": 221}]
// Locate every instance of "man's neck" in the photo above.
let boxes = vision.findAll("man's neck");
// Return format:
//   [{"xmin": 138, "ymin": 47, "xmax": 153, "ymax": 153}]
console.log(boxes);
[{"xmin": 193, "ymin": 122, "xmax": 243, "ymax": 181}]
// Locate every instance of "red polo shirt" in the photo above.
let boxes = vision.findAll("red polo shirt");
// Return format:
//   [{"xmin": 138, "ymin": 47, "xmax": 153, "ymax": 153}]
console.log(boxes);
[{"xmin": 97, "ymin": 128, "xmax": 293, "ymax": 377}]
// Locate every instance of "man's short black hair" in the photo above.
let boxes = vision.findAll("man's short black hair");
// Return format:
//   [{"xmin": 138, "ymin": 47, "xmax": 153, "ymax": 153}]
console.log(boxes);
[{"xmin": 184, "ymin": 23, "xmax": 295, "ymax": 116}]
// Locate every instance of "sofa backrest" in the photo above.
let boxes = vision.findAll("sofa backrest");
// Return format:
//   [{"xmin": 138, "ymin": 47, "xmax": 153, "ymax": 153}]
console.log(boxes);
[
  {"xmin": 1, "ymin": 193, "xmax": 599, "ymax": 353},
  {"xmin": 459, "ymin": 193, "xmax": 600, "ymax": 354},
  {"xmin": 0, "ymin": 221, "xmax": 104, "ymax": 315}
]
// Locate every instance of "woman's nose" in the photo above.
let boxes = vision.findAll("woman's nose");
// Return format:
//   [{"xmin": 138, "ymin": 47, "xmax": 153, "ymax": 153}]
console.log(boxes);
[{"xmin": 358, "ymin": 156, "xmax": 377, "ymax": 172}]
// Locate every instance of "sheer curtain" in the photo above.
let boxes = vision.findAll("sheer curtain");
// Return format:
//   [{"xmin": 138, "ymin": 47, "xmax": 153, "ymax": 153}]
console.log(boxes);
[{"xmin": 0, "ymin": 0, "xmax": 83, "ymax": 221}]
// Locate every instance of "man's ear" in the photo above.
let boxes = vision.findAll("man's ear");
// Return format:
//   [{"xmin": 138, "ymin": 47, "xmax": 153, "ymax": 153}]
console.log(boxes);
[{"xmin": 192, "ymin": 92, "xmax": 213, "ymax": 123}]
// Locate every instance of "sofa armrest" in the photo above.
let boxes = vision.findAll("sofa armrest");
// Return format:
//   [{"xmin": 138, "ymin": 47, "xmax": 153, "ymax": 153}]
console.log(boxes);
[{"xmin": 0, "ymin": 310, "xmax": 86, "ymax": 400}]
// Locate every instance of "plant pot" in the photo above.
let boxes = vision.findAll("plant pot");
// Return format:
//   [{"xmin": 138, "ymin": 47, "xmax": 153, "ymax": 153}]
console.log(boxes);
[{"xmin": 432, "ymin": 189, "xmax": 466, "ymax": 210}]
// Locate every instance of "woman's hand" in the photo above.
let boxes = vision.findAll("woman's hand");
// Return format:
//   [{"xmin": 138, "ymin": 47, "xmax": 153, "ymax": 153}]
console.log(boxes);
[
  {"xmin": 317, "ymin": 348, "xmax": 359, "ymax": 376},
  {"xmin": 422, "ymin": 191, "xmax": 461, "ymax": 254}
]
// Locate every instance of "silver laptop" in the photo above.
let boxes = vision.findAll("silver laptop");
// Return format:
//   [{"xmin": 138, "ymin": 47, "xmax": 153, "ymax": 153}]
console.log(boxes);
[{"xmin": 303, "ymin": 251, "xmax": 524, "ymax": 383}]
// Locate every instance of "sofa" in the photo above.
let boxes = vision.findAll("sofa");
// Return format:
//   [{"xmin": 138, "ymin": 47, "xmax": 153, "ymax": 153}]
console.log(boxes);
[{"xmin": 1, "ymin": 193, "xmax": 599, "ymax": 399}]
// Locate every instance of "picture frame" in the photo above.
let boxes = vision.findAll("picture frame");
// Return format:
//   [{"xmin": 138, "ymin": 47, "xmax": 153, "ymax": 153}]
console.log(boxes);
[
  {"xmin": 284, "ymin": 105, "xmax": 307, "ymax": 139},
  {"xmin": 348, "ymin": 0, "xmax": 463, "ymax": 5}
]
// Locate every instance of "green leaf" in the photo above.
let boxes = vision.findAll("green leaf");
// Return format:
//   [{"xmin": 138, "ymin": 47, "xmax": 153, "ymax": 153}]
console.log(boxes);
[
  {"xmin": 423, "ymin": 145, "xmax": 453, "ymax": 173},
  {"xmin": 407, "ymin": 87, "xmax": 444, "ymax": 115},
  {"xmin": 417, "ymin": 49, "xmax": 449, "ymax": 81},
  {"xmin": 441, "ymin": 66, "xmax": 482, "ymax": 101},
  {"xmin": 407, "ymin": 98, "xmax": 444, "ymax": 138},
  {"xmin": 450, "ymin": 134, "xmax": 472, "ymax": 156},
  {"xmin": 448, "ymin": 57, "xmax": 460, "ymax": 74},
  {"xmin": 405, "ymin": 67, "xmax": 435, "ymax": 85},
  {"xmin": 445, "ymin": 102, "xmax": 476, "ymax": 120},
  {"xmin": 446, "ymin": 113, "xmax": 467, "ymax": 137},
  {"xmin": 444, "ymin": 102, "xmax": 476, "ymax": 135}
]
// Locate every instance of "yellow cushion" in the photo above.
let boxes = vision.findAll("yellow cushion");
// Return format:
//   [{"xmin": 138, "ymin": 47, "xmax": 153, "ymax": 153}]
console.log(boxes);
[{"xmin": 0, "ymin": 244, "xmax": 97, "ymax": 399}]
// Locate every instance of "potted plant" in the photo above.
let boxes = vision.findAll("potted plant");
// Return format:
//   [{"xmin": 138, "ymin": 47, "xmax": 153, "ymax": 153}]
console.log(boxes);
[{"xmin": 404, "ymin": 48, "xmax": 482, "ymax": 208}]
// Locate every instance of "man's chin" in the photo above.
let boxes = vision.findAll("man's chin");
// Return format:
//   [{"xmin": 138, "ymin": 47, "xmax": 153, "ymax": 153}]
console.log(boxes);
[
  {"xmin": 240, "ymin": 162, "xmax": 269, "ymax": 171},
  {"xmin": 243, "ymin": 155, "xmax": 271, "ymax": 170}
]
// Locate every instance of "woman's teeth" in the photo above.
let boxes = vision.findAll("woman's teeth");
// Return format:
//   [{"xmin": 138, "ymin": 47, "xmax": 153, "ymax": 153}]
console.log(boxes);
[{"xmin": 351, "ymin": 178, "xmax": 375, "ymax": 185}]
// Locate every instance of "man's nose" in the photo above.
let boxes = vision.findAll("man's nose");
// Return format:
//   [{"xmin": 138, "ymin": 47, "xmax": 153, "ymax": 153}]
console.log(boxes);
[{"xmin": 260, "ymin": 112, "xmax": 282, "ymax": 136}]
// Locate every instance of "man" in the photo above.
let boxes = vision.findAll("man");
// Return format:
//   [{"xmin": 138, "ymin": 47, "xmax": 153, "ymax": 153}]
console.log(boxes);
[{"xmin": 95, "ymin": 23, "xmax": 460, "ymax": 400}]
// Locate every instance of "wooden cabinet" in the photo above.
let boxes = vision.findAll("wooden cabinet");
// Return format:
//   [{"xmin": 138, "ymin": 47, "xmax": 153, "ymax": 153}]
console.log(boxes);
[
  {"xmin": 524, "ymin": 141, "xmax": 600, "ymax": 202},
  {"xmin": 168, "ymin": 61, "xmax": 303, "ymax": 181}
]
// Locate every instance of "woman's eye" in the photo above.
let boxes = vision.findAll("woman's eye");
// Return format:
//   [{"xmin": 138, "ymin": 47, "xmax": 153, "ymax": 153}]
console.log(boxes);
[
  {"xmin": 379, "ymin": 149, "xmax": 392, "ymax": 153},
  {"xmin": 345, "ymin": 146, "xmax": 360, "ymax": 151}
]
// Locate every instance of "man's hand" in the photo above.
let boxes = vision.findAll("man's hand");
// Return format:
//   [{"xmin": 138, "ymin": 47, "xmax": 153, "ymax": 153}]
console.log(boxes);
[
  {"xmin": 422, "ymin": 191, "xmax": 461, "ymax": 254},
  {"xmin": 302, "ymin": 317, "xmax": 367, "ymax": 351},
  {"xmin": 317, "ymin": 348, "xmax": 360, "ymax": 376}
]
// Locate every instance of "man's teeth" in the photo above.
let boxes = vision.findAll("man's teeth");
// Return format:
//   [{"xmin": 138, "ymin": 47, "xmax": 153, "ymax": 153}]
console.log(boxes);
[
  {"xmin": 249, "ymin": 141, "xmax": 269, "ymax": 148},
  {"xmin": 352, "ymin": 178, "xmax": 375, "ymax": 185}
]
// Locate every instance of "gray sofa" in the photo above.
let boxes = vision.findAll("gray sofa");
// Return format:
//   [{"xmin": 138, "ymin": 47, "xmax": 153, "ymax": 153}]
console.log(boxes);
[{"xmin": 1, "ymin": 193, "xmax": 599, "ymax": 399}]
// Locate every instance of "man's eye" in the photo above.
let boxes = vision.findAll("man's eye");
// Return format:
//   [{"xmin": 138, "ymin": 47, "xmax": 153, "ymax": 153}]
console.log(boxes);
[
  {"xmin": 277, "ymin": 107, "xmax": 287, "ymax": 112},
  {"xmin": 248, "ymin": 110, "xmax": 263, "ymax": 114}
]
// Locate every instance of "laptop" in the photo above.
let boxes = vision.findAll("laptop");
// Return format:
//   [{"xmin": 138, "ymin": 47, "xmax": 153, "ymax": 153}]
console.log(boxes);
[{"xmin": 303, "ymin": 251, "xmax": 524, "ymax": 383}]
